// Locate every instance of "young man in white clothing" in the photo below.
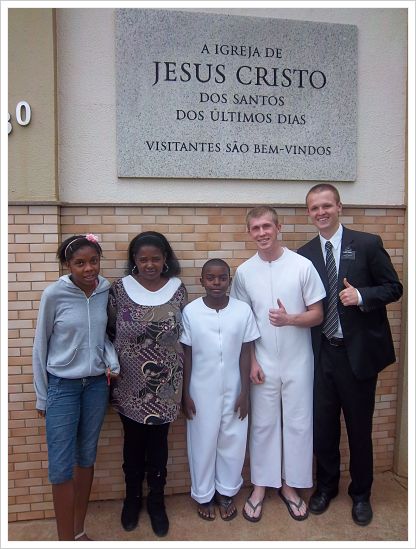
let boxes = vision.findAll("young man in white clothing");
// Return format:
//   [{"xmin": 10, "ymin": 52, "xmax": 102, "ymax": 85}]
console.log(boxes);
[
  {"xmin": 230, "ymin": 206, "xmax": 325, "ymax": 522},
  {"xmin": 181, "ymin": 259, "xmax": 259, "ymax": 522}
]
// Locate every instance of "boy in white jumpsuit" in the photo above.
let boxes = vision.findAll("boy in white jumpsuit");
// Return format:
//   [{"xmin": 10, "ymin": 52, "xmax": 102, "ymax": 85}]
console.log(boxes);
[
  {"xmin": 230, "ymin": 206, "xmax": 325, "ymax": 522},
  {"xmin": 181, "ymin": 259, "xmax": 259, "ymax": 521}
]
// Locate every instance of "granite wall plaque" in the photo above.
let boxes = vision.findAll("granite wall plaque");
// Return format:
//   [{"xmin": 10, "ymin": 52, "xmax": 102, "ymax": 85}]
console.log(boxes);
[{"xmin": 116, "ymin": 9, "xmax": 357, "ymax": 180}]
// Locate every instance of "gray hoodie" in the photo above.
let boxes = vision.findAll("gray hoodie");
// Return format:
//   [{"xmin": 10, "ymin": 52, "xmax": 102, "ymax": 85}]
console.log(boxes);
[{"xmin": 33, "ymin": 274, "xmax": 120, "ymax": 410}]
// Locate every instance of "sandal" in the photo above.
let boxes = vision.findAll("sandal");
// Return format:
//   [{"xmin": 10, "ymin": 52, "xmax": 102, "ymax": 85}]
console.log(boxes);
[
  {"xmin": 74, "ymin": 531, "xmax": 93, "ymax": 541},
  {"xmin": 213, "ymin": 491, "xmax": 237, "ymax": 521},
  {"xmin": 242, "ymin": 490, "xmax": 264, "ymax": 523},
  {"xmin": 279, "ymin": 489, "xmax": 309, "ymax": 521},
  {"xmin": 197, "ymin": 498, "xmax": 216, "ymax": 521}
]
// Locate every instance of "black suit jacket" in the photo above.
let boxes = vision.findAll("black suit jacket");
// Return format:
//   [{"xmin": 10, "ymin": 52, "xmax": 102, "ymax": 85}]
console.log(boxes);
[{"xmin": 297, "ymin": 227, "xmax": 403, "ymax": 379}]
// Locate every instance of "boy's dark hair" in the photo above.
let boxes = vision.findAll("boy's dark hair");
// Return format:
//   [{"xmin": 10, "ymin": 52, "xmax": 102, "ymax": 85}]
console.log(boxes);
[
  {"xmin": 305, "ymin": 183, "xmax": 341, "ymax": 205},
  {"xmin": 201, "ymin": 258, "xmax": 231, "ymax": 277},
  {"xmin": 57, "ymin": 235, "xmax": 103, "ymax": 264},
  {"xmin": 128, "ymin": 231, "xmax": 180, "ymax": 278}
]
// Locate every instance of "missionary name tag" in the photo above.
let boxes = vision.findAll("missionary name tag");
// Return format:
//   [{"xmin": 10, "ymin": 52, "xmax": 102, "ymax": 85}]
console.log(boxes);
[{"xmin": 341, "ymin": 247, "xmax": 356, "ymax": 260}]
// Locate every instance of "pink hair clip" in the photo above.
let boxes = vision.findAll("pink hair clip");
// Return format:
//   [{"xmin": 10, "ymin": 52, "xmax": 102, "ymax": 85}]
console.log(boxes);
[{"xmin": 85, "ymin": 233, "xmax": 99, "ymax": 243}]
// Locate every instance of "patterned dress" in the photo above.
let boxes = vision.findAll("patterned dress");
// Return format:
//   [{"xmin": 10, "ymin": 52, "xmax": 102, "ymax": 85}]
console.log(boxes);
[{"xmin": 107, "ymin": 276, "xmax": 187, "ymax": 425}]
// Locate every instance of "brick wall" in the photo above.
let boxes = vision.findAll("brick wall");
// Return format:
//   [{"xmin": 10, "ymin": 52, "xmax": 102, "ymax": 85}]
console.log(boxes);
[{"xmin": 8, "ymin": 204, "xmax": 405, "ymax": 521}]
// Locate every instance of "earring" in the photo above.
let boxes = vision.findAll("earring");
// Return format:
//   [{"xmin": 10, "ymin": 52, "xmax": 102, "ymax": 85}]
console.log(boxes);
[
  {"xmin": 162, "ymin": 262, "xmax": 170, "ymax": 273},
  {"xmin": 132, "ymin": 265, "xmax": 138, "ymax": 274}
]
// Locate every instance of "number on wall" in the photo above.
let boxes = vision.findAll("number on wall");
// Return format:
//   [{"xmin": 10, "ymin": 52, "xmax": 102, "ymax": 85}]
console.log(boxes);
[{"xmin": 8, "ymin": 101, "xmax": 32, "ymax": 134}]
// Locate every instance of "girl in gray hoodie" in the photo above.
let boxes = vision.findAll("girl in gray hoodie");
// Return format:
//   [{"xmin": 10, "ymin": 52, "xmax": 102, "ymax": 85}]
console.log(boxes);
[{"xmin": 32, "ymin": 234, "xmax": 119, "ymax": 541}]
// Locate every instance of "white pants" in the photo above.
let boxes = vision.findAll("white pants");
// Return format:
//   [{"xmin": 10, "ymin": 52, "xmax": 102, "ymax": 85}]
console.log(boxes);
[
  {"xmin": 249, "ymin": 364, "xmax": 313, "ymax": 489},
  {"xmin": 187, "ymin": 405, "xmax": 248, "ymax": 504}
]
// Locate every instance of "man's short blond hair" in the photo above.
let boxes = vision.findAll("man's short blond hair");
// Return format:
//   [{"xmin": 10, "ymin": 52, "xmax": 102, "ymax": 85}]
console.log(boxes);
[
  {"xmin": 305, "ymin": 184, "xmax": 341, "ymax": 205},
  {"xmin": 246, "ymin": 206, "xmax": 279, "ymax": 229}
]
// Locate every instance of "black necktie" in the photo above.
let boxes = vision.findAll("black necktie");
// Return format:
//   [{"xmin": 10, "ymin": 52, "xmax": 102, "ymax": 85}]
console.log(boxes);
[{"xmin": 322, "ymin": 241, "xmax": 338, "ymax": 339}]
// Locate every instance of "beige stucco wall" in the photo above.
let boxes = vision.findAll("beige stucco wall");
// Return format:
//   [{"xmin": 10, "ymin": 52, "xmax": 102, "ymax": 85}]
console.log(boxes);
[
  {"xmin": 56, "ymin": 7, "xmax": 407, "ymax": 205},
  {"xmin": 8, "ymin": 8, "xmax": 57, "ymax": 202}
]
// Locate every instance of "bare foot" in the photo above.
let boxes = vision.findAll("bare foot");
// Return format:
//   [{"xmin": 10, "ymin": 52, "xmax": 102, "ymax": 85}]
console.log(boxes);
[
  {"xmin": 280, "ymin": 484, "xmax": 308, "ymax": 519},
  {"xmin": 197, "ymin": 498, "xmax": 216, "ymax": 521},
  {"xmin": 243, "ymin": 486, "xmax": 265, "ymax": 520},
  {"xmin": 214, "ymin": 491, "xmax": 237, "ymax": 521}
]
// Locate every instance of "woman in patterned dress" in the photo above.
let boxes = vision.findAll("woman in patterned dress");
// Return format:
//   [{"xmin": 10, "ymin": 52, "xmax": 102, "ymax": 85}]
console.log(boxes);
[{"xmin": 107, "ymin": 231, "xmax": 187, "ymax": 537}]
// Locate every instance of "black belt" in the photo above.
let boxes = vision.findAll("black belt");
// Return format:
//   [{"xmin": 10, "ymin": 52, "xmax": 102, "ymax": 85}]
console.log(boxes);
[{"xmin": 322, "ymin": 334, "xmax": 345, "ymax": 347}]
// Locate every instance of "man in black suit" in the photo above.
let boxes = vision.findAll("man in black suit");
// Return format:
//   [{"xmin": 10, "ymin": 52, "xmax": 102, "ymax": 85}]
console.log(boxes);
[{"xmin": 297, "ymin": 183, "xmax": 403, "ymax": 526}]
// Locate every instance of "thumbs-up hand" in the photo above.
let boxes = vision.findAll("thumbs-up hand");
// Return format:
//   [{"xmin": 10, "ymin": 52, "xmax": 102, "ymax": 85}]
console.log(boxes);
[
  {"xmin": 269, "ymin": 298, "xmax": 289, "ymax": 327},
  {"xmin": 339, "ymin": 277, "xmax": 359, "ymax": 306}
]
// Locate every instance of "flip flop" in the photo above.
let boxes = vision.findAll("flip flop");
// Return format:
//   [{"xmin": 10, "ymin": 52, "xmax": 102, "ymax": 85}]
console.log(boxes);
[
  {"xmin": 279, "ymin": 489, "xmax": 309, "ymax": 521},
  {"xmin": 213, "ymin": 491, "xmax": 237, "ymax": 521},
  {"xmin": 242, "ymin": 490, "xmax": 264, "ymax": 523},
  {"xmin": 74, "ymin": 531, "xmax": 93, "ymax": 541},
  {"xmin": 197, "ymin": 499, "xmax": 216, "ymax": 521}
]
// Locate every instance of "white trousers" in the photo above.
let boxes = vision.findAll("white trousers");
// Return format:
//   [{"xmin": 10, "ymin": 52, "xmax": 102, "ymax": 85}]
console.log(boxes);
[
  {"xmin": 187, "ymin": 405, "xmax": 248, "ymax": 504},
  {"xmin": 249, "ymin": 365, "xmax": 313, "ymax": 489}
]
